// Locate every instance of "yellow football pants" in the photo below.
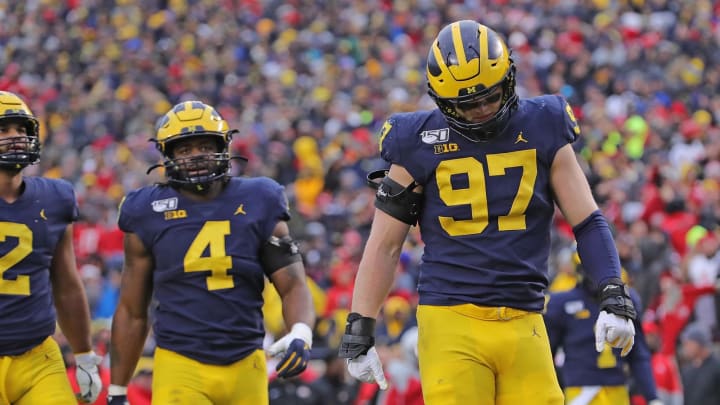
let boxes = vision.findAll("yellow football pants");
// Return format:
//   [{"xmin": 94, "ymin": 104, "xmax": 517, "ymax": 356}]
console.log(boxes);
[
  {"xmin": 0, "ymin": 337, "xmax": 76, "ymax": 405},
  {"xmin": 417, "ymin": 304, "xmax": 564, "ymax": 405},
  {"xmin": 152, "ymin": 347, "xmax": 268, "ymax": 405},
  {"xmin": 564, "ymin": 385, "xmax": 629, "ymax": 405}
]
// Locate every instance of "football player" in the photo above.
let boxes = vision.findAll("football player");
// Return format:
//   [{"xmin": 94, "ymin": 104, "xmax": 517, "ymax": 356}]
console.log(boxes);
[
  {"xmin": 544, "ymin": 252, "xmax": 661, "ymax": 405},
  {"xmin": 338, "ymin": 20, "xmax": 636, "ymax": 404},
  {"xmin": 107, "ymin": 101, "xmax": 315, "ymax": 405},
  {"xmin": 0, "ymin": 91, "xmax": 102, "ymax": 404}
]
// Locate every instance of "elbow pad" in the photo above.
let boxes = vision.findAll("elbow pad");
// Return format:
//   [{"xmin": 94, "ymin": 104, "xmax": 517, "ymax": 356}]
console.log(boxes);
[
  {"xmin": 260, "ymin": 235, "xmax": 302, "ymax": 274},
  {"xmin": 367, "ymin": 169, "xmax": 422, "ymax": 226}
]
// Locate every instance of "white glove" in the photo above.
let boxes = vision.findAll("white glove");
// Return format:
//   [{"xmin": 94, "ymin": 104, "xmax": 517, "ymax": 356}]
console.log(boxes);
[
  {"xmin": 347, "ymin": 347, "xmax": 388, "ymax": 390},
  {"xmin": 595, "ymin": 310, "xmax": 635, "ymax": 356},
  {"xmin": 75, "ymin": 351, "xmax": 103, "ymax": 403},
  {"xmin": 267, "ymin": 322, "xmax": 313, "ymax": 355}
]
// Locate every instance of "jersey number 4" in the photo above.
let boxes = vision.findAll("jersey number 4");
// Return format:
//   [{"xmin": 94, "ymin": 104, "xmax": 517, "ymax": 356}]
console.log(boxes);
[
  {"xmin": 0, "ymin": 222, "xmax": 33, "ymax": 296},
  {"xmin": 436, "ymin": 150, "xmax": 537, "ymax": 236},
  {"xmin": 184, "ymin": 220, "xmax": 234, "ymax": 291}
]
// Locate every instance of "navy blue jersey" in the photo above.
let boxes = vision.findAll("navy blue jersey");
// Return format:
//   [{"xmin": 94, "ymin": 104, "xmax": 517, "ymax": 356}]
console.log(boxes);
[
  {"xmin": 545, "ymin": 286, "xmax": 657, "ymax": 399},
  {"xmin": 118, "ymin": 177, "xmax": 290, "ymax": 365},
  {"xmin": 0, "ymin": 177, "xmax": 78, "ymax": 355},
  {"xmin": 379, "ymin": 95, "xmax": 579, "ymax": 311}
]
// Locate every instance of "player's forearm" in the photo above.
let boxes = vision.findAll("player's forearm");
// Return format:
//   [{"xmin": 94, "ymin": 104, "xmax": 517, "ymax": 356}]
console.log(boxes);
[
  {"xmin": 54, "ymin": 288, "xmax": 92, "ymax": 353},
  {"xmin": 110, "ymin": 304, "xmax": 149, "ymax": 386},
  {"xmin": 351, "ymin": 249, "xmax": 400, "ymax": 318},
  {"xmin": 351, "ymin": 208, "xmax": 409, "ymax": 319},
  {"xmin": 281, "ymin": 280, "xmax": 315, "ymax": 328},
  {"xmin": 573, "ymin": 210, "xmax": 622, "ymax": 288}
]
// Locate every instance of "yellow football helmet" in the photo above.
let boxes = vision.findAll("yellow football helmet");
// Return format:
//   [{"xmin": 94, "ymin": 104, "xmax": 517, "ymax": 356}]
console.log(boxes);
[
  {"xmin": 151, "ymin": 101, "xmax": 234, "ymax": 191},
  {"xmin": 0, "ymin": 91, "xmax": 40, "ymax": 170},
  {"xmin": 426, "ymin": 20, "xmax": 518, "ymax": 142}
]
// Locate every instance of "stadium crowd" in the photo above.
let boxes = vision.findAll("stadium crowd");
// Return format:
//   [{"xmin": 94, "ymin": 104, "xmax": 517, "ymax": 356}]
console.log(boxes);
[{"xmin": 2, "ymin": 0, "xmax": 720, "ymax": 403}]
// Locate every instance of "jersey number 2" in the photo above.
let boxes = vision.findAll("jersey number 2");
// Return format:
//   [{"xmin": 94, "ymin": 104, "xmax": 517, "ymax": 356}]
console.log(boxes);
[
  {"xmin": 0, "ymin": 222, "xmax": 33, "ymax": 296},
  {"xmin": 184, "ymin": 221, "xmax": 234, "ymax": 291},
  {"xmin": 436, "ymin": 150, "xmax": 537, "ymax": 236}
]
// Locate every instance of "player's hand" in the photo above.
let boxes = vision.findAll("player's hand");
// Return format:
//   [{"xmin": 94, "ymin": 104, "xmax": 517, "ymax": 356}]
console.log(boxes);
[
  {"xmin": 338, "ymin": 312, "xmax": 388, "ymax": 390},
  {"xmin": 347, "ymin": 346, "xmax": 388, "ymax": 389},
  {"xmin": 595, "ymin": 310, "xmax": 635, "ymax": 356},
  {"xmin": 595, "ymin": 278, "xmax": 636, "ymax": 356},
  {"xmin": 75, "ymin": 351, "xmax": 103, "ymax": 403},
  {"xmin": 267, "ymin": 322, "xmax": 313, "ymax": 378}
]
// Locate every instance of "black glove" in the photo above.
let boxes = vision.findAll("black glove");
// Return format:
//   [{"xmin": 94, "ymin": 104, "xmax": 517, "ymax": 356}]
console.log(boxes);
[
  {"xmin": 107, "ymin": 395, "xmax": 128, "ymax": 405},
  {"xmin": 598, "ymin": 278, "xmax": 637, "ymax": 320},
  {"xmin": 338, "ymin": 312, "xmax": 376, "ymax": 359}
]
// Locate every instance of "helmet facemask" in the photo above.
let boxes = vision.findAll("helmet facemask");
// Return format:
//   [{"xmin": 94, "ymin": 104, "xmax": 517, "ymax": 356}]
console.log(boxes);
[
  {"xmin": 0, "ymin": 131, "xmax": 41, "ymax": 172},
  {"xmin": 0, "ymin": 92, "xmax": 41, "ymax": 172},
  {"xmin": 162, "ymin": 134, "xmax": 231, "ymax": 193}
]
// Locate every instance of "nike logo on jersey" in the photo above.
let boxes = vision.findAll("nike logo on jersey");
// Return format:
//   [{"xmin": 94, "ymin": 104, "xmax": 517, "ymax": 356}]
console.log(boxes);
[
  {"xmin": 40, "ymin": 209, "xmax": 47, "ymax": 220},
  {"xmin": 234, "ymin": 204, "xmax": 246, "ymax": 215},
  {"xmin": 515, "ymin": 132, "xmax": 528, "ymax": 144}
]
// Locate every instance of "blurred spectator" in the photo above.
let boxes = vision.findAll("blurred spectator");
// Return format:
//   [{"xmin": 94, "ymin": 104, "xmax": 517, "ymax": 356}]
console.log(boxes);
[
  {"xmin": 310, "ymin": 352, "xmax": 361, "ymax": 405},
  {"xmin": 643, "ymin": 321, "xmax": 683, "ymax": 405},
  {"xmin": 645, "ymin": 272, "xmax": 716, "ymax": 356},
  {"xmin": 679, "ymin": 322, "xmax": 720, "ymax": 405},
  {"xmin": 268, "ymin": 371, "xmax": 321, "ymax": 405},
  {"xmin": 628, "ymin": 219, "xmax": 672, "ymax": 309},
  {"xmin": 80, "ymin": 259, "xmax": 104, "ymax": 315},
  {"xmin": 375, "ymin": 295, "xmax": 416, "ymax": 347},
  {"xmin": 324, "ymin": 262, "xmax": 356, "ymax": 318},
  {"xmin": 683, "ymin": 232, "xmax": 720, "ymax": 334},
  {"xmin": 93, "ymin": 268, "xmax": 122, "ymax": 320},
  {"xmin": 383, "ymin": 327, "xmax": 424, "ymax": 405},
  {"xmin": 127, "ymin": 370, "xmax": 152, "ymax": 405}
]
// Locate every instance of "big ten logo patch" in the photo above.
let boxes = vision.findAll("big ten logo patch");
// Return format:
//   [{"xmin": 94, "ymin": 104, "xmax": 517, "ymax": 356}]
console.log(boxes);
[
  {"xmin": 164, "ymin": 210, "xmax": 187, "ymax": 220},
  {"xmin": 434, "ymin": 143, "xmax": 459, "ymax": 154}
]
